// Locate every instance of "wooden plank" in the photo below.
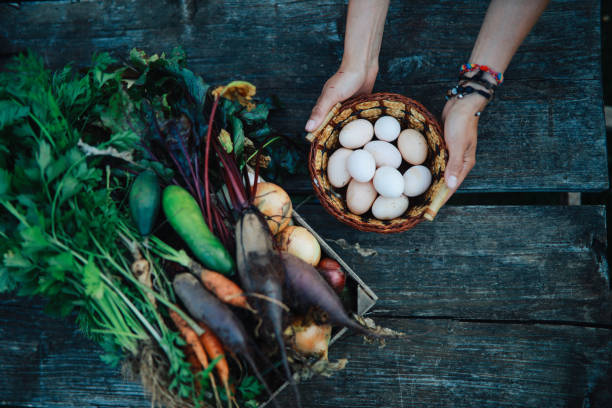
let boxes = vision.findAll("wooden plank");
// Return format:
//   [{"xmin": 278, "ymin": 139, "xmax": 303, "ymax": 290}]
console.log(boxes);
[
  {"xmin": 1, "ymin": 300, "xmax": 610, "ymax": 407},
  {"xmin": 0, "ymin": 0, "xmax": 607, "ymax": 192},
  {"xmin": 276, "ymin": 318, "xmax": 612, "ymax": 408},
  {"xmin": 0, "ymin": 297, "xmax": 150, "ymax": 408},
  {"xmin": 295, "ymin": 204, "xmax": 611, "ymax": 324}
]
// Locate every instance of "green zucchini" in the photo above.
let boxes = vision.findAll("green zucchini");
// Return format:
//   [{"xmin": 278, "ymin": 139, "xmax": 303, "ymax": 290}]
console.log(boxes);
[
  {"xmin": 162, "ymin": 185, "xmax": 234, "ymax": 275},
  {"xmin": 129, "ymin": 170, "xmax": 161, "ymax": 236}
]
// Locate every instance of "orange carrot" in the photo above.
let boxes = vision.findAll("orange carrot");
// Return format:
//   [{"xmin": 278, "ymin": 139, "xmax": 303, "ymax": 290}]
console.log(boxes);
[
  {"xmin": 194, "ymin": 264, "xmax": 254, "ymax": 312},
  {"xmin": 169, "ymin": 310, "xmax": 221, "ymax": 407},
  {"xmin": 199, "ymin": 322, "xmax": 233, "ymax": 408}
]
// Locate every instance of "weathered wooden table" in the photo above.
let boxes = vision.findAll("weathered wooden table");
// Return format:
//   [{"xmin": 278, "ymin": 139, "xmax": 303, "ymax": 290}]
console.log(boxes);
[{"xmin": 1, "ymin": 1, "xmax": 611, "ymax": 407}]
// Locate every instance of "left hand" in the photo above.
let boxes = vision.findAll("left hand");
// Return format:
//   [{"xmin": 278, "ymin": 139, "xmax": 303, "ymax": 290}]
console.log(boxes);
[{"xmin": 441, "ymin": 94, "xmax": 488, "ymax": 198}]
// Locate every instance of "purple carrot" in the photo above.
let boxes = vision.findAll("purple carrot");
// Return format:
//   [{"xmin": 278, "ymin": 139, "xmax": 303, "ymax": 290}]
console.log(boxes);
[
  {"xmin": 281, "ymin": 252, "xmax": 378, "ymax": 337},
  {"xmin": 173, "ymin": 273, "xmax": 279, "ymax": 408}
]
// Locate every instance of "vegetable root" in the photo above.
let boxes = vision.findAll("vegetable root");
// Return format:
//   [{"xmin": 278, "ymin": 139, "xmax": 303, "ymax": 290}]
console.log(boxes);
[
  {"xmin": 281, "ymin": 252, "xmax": 380, "ymax": 338},
  {"xmin": 172, "ymin": 273, "xmax": 279, "ymax": 408},
  {"xmin": 199, "ymin": 322, "xmax": 234, "ymax": 408},
  {"xmin": 235, "ymin": 208, "xmax": 301, "ymax": 408},
  {"xmin": 168, "ymin": 310, "xmax": 222, "ymax": 407}
]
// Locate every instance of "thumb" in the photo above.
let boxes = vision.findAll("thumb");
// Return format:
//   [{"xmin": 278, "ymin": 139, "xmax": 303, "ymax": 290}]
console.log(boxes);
[
  {"xmin": 444, "ymin": 147, "xmax": 464, "ymax": 190},
  {"xmin": 305, "ymin": 87, "xmax": 341, "ymax": 132}
]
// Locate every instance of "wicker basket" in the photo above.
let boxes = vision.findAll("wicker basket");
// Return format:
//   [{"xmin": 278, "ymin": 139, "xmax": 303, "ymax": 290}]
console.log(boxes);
[{"xmin": 306, "ymin": 92, "xmax": 450, "ymax": 233}]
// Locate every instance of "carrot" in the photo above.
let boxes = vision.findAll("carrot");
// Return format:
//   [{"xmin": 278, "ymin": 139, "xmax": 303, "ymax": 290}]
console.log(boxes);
[
  {"xmin": 169, "ymin": 309, "xmax": 222, "ymax": 407},
  {"xmin": 193, "ymin": 264, "xmax": 254, "ymax": 312},
  {"xmin": 173, "ymin": 273, "xmax": 279, "ymax": 408},
  {"xmin": 148, "ymin": 236, "xmax": 254, "ymax": 311},
  {"xmin": 199, "ymin": 322, "xmax": 234, "ymax": 408},
  {"xmin": 235, "ymin": 208, "xmax": 300, "ymax": 408},
  {"xmin": 281, "ymin": 252, "xmax": 378, "ymax": 338}
]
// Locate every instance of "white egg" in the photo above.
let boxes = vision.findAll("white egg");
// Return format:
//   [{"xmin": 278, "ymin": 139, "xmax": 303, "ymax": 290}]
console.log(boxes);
[
  {"xmin": 374, "ymin": 116, "xmax": 401, "ymax": 142},
  {"xmin": 346, "ymin": 180, "xmax": 377, "ymax": 215},
  {"xmin": 372, "ymin": 196, "xmax": 409, "ymax": 220},
  {"xmin": 326, "ymin": 148, "xmax": 353, "ymax": 188},
  {"xmin": 346, "ymin": 149, "xmax": 376, "ymax": 182},
  {"xmin": 339, "ymin": 119, "xmax": 374, "ymax": 149},
  {"xmin": 397, "ymin": 129, "xmax": 428, "ymax": 165},
  {"xmin": 373, "ymin": 167, "xmax": 404, "ymax": 198},
  {"xmin": 364, "ymin": 141, "xmax": 402, "ymax": 168},
  {"xmin": 403, "ymin": 165, "xmax": 432, "ymax": 197}
]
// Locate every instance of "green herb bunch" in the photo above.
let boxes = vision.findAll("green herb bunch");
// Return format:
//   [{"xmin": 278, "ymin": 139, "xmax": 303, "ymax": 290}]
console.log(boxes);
[{"xmin": 0, "ymin": 50, "xmax": 270, "ymax": 408}]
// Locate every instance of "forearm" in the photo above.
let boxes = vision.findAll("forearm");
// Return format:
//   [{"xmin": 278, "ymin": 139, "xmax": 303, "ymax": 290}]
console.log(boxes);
[
  {"xmin": 469, "ymin": 0, "xmax": 550, "ymax": 74},
  {"xmin": 341, "ymin": 0, "xmax": 389, "ymax": 70}
]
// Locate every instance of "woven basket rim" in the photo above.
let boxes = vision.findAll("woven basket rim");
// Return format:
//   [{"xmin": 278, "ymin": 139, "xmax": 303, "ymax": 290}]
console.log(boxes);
[{"xmin": 308, "ymin": 92, "xmax": 447, "ymax": 234}]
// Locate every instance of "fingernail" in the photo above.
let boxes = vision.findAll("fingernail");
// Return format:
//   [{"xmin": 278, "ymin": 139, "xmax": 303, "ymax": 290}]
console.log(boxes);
[
  {"xmin": 446, "ymin": 175, "xmax": 457, "ymax": 189},
  {"xmin": 305, "ymin": 120, "xmax": 316, "ymax": 132}
]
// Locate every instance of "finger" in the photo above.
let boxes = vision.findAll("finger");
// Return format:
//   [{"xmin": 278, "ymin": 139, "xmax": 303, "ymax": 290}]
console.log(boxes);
[
  {"xmin": 444, "ymin": 145, "xmax": 465, "ymax": 191},
  {"xmin": 454, "ymin": 153, "xmax": 476, "ymax": 190},
  {"xmin": 305, "ymin": 86, "xmax": 341, "ymax": 132}
]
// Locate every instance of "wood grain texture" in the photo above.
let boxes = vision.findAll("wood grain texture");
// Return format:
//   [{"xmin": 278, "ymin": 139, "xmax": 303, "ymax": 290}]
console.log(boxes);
[
  {"xmin": 1, "ymin": 299, "xmax": 610, "ymax": 408},
  {"xmin": 0, "ymin": 297, "xmax": 150, "ymax": 408},
  {"xmin": 295, "ymin": 204, "xmax": 611, "ymax": 323},
  {"xmin": 276, "ymin": 318, "xmax": 612, "ymax": 408},
  {"xmin": 0, "ymin": 0, "xmax": 607, "ymax": 192}
]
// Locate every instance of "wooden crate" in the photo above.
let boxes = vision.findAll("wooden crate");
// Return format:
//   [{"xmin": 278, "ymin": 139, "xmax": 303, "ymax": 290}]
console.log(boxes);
[{"xmin": 259, "ymin": 208, "xmax": 378, "ymax": 407}]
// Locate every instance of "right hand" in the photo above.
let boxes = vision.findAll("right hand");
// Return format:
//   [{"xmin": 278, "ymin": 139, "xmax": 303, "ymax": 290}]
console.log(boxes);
[{"xmin": 305, "ymin": 64, "xmax": 378, "ymax": 132}]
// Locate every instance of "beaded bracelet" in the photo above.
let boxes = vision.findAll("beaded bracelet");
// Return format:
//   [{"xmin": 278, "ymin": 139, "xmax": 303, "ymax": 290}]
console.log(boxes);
[{"xmin": 460, "ymin": 63, "xmax": 504, "ymax": 85}]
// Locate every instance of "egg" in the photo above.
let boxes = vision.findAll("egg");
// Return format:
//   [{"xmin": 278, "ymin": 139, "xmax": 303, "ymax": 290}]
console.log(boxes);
[
  {"xmin": 326, "ymin": 148, "xmax": 353, "ymax": 188},
  {"xmin": 364, "ymin": 141, "xmax": 402, "ymax": 168},
  {"xmin": 403, "ymin": 165, "xmax": 432, "ymax": 197},
  {"xmin": 373, "ymin": 166, "xmax": 404, "ymax": 198},
  {"xmin": 346, "ymin": 180, "xmax": 377, "ymax": 215},
  {"xmin": 339, "ymin": 119, "xmax": 374, "ymax": 149},
  {"xmin": 397, "ymin": 129, "xmax": 428, "ymax": 165},
  {"xmin": 346, "ymin": 149, "xmax": 376, "ymax": 182},
  {"xmin": 374, "ymin": 116, "xmax": 401, "ymax": 142},
  {"xmin": 371, "ymin": 195, "xmax": 409, "ymax": 220}
]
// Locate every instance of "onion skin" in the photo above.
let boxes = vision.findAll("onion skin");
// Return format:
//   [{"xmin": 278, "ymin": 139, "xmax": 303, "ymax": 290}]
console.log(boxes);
[
  {"xmin": 317, "ymin": 258, "xmax": 346, "ymax": 294},
  {"xmin": 252, "ymin": 182, "xmax": 292, "ymax": 235},
  {"xmin": 276, "ymin": 226, "xmax": 321, "ymax": 266},
  {"xmin": 284, "ymin": 315, "xmax": 332, "ymax": 359}
]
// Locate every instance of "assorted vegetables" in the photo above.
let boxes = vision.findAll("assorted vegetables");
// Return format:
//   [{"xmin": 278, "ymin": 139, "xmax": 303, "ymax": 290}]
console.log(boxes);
[{"xmin": 0, "ymin": 49, "xmax": 387, "ymax": 408}]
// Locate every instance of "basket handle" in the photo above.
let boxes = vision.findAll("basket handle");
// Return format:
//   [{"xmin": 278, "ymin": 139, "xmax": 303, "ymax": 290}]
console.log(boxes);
[
  {"xmin": 305, "ymin": 102, "xmax": 342, "ymax": 143},
  {"xmin": 423, "ymin": 183, "xmax": 450, "ymax": 221}
]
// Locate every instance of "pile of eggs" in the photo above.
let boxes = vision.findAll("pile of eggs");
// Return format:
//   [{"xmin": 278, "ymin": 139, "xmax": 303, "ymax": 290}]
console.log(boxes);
[{"xmin": 327, "ymin": 116, "xmax": 432, "ymax": 220}]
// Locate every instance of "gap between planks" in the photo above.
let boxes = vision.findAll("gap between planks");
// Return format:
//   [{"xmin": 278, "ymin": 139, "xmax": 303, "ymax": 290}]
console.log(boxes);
[{"xmin": 369, "ymin": 314, "xmax": 612, "ymax": 330}]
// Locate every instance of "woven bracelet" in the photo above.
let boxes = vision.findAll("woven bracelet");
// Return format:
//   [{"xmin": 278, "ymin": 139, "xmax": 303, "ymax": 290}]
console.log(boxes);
[
  {"xmin": 459, "ymin": 70, "xmax": 498, "ymax": 91},
  {"xmin": 446, "ymin": 84, "xmax": 492, "ymax": 101},
  {"xmin": 445, "ymin": 84, "xmax": 492, "ymax": 117},
  {"xmin": 460, "ymin": 63, "xmax": 504, "ymax": 85}
]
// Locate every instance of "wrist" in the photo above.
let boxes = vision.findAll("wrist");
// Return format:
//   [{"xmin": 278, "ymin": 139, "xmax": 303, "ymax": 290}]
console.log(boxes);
[
  {"xmin": 340, "ymin": 54, "xmax": 378, "ymax": 76},
  {"xmin": 451, "ymin": 93, "xmax": 489, "ymax": 115}
]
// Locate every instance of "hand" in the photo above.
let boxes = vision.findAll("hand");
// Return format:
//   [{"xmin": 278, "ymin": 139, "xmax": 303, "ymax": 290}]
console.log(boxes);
[
  {"xmin": 441, "ymin": 94, "xmax": 488, "ymax": 196},
  {"xmin": 305, "ymin": 63, "xmax": 378, "ymax": 132}
]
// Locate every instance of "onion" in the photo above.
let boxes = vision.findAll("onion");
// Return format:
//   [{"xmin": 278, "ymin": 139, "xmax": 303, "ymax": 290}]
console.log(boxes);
[
  {"xmin": 317, "ymin": 258, "xmax": 346, "ymax": 294},
  {"xmin": 276, "ymin": 226, "xmax": 321, "ymax": 266},
  {"xmin": 284, "ymin": 315, "xmax": 332, "ymax": 359},
  {"xmin": 252, "ymin": 182, "xmax": 292, "ymax": 235}
]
